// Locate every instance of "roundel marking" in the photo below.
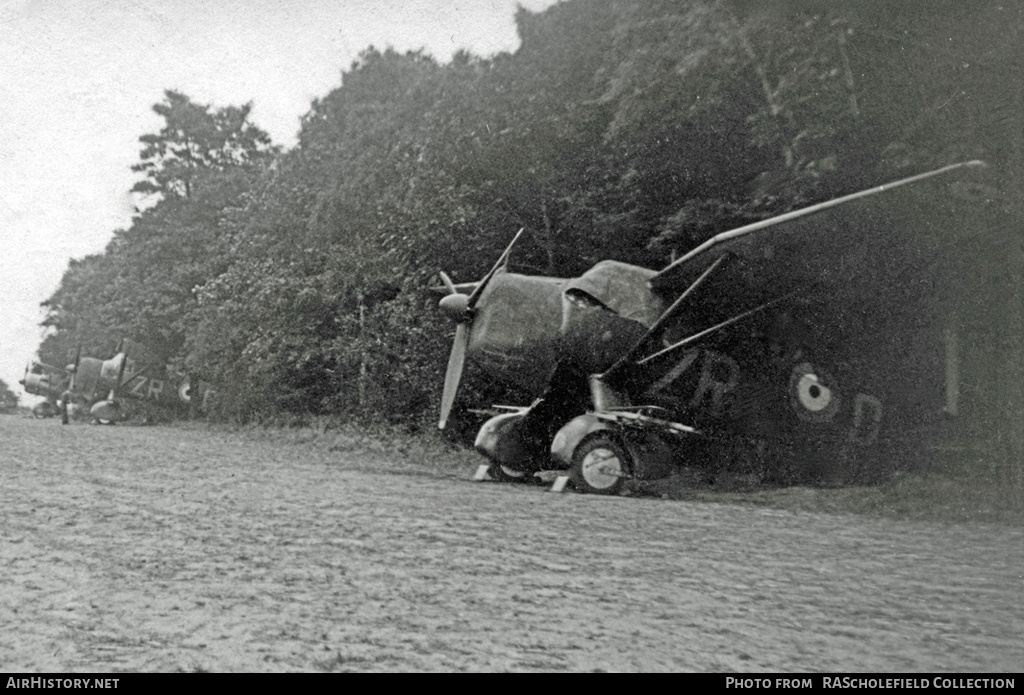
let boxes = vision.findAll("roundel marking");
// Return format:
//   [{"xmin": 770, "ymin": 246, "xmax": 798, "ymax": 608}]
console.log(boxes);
[
  {"xmin": 178, "ymin": 377, "xmax": 191, "ymax": 403},
  {"xmin": 790, "ymin": 362, "xmax": 840, "ymax": 422}
]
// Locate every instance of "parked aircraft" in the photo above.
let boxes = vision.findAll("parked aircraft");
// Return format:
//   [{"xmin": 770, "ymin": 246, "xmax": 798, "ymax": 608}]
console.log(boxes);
[
  {"xmin": 436, "ymin": 161, "xmax": 995, "ymax": 493},
  {"xmin": 20, "ymin": 361, "xmax": 67, "ymax": 418},
  {"xmin": 21, "ymin": 339, "xmax": 216, "ymax": 424}
]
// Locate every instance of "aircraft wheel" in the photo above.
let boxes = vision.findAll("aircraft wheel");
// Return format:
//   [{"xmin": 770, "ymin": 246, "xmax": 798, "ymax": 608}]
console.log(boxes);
[
  {"xmin": 488, "ymin": 461, "xmax": 529, "ymax": 483},
  {"xmin": 570, "ymin": 435, "xmax": 630, "ymax": 495}
]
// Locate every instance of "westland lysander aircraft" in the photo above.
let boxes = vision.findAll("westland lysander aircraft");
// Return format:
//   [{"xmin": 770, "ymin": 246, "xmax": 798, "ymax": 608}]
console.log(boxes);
[
  {"xmin": 21, "ymin": 339, "xmax": 216, "ymax": 424},
  {"xmin": 436, "ymin": 160, "xmax": 999, "ymax": 493},
  {"xmin": 19, "ymin": 362, "xmax": 66, "ymax": 418}
]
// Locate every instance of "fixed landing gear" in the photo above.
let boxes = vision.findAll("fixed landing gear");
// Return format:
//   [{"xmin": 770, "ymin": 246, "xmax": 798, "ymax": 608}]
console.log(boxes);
[
  {"xmin": 569, "ymin": 435, "xmax": 630, "ymax": 495},
  {"xmin": 488, "ymin": 461, "xmax": 529, "ymax": 483}
]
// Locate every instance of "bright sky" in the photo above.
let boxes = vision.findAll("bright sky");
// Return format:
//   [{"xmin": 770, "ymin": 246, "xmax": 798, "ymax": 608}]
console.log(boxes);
[{"xmin": 0, "ymin": 0, "xmax": 559, "ymax": 404}]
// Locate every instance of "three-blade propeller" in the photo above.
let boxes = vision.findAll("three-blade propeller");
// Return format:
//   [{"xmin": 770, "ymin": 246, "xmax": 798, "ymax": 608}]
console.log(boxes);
[{"xmin": 437, "ymin": 228, "xmax": 524, "ymax": 430}]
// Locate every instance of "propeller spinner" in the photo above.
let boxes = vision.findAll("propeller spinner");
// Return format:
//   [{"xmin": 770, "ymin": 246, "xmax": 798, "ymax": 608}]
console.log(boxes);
[{"xmin": 437, "ymin": 228, "xmax": 524, "ymax": 429}]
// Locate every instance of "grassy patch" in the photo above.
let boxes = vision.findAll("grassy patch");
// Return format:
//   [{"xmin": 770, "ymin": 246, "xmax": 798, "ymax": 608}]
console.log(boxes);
[
  {"xmin": 171, "ymin": 416, "xmax": 481, "ymax": 478},
  {"xmin": 170, "ymin": 419, "xmax": 1022, "ymax": 525},
  {"xmin": 641, "ymin": 460, "xmax": 1024, "ymax": 525}
]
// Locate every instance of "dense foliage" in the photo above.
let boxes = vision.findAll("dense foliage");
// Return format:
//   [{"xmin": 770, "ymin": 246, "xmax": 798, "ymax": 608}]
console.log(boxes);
[
  {"xmin": 38, "ymin": 0, "xmax": 1021, "ymax": 432},
  {"xmin": 0, "ymin": 378, "xmax": 18, "ymax": 413}
]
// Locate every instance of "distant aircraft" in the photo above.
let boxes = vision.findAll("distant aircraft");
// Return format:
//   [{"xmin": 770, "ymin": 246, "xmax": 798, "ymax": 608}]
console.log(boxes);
[
  {"xmin": 19, "ymin": 361, "xmax": 67, "ymax": 418},
  {"xmin": 435, "ymin": 161, "xmax": 996, "ymax": 493},
  {"xmin": 21, "ymin": 339, "xmax": 216, "ymax": 424}
]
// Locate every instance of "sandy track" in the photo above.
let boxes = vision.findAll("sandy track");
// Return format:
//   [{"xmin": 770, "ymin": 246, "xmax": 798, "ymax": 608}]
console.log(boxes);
[{"xmin": 1, "ymin": 416, "xmax": 1021, "ymax": 672}]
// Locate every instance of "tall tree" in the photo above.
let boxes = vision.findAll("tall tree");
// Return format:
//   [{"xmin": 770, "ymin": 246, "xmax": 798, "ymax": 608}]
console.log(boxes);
[
  {"xmin": 131, "ymin": 90, "xmax": 278, "ymax": 200},
  {"xmin": 43, "ymin": 91, "xmax": 279, "ymax": 374}
]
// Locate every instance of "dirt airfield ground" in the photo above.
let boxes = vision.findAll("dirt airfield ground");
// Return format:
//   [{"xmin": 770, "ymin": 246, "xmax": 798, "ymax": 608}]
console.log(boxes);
[{"xmin": 1, "ymin": 415, "xmax": 1021, "ymax": 673}]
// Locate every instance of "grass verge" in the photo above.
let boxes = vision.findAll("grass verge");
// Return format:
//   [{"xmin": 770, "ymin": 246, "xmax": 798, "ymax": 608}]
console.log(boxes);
[{"xmin": 171, "ymin": 418, "xmax": 1022, "ymax": 526}]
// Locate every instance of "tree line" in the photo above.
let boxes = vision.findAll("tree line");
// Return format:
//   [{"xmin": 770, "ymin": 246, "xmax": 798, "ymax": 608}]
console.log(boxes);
[{"xmin": 37, "ymin": 0, "xmax": 1021, "ymax": 430}]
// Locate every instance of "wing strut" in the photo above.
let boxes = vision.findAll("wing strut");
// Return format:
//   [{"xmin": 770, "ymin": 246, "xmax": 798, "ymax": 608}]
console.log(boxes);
[
  {"xmin": 602, "ymin": 253, "xmax": 731, "ymax": 383},
  {"xmin": 637, "ymin": 291, "xmax": 798, "ymax": 367}
]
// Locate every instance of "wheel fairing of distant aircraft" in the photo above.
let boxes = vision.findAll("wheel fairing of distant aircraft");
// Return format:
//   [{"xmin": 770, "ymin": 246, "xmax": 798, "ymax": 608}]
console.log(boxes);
[{"xmin": 31, "ymin": 401, "xmax": 59, "ymax": 419}]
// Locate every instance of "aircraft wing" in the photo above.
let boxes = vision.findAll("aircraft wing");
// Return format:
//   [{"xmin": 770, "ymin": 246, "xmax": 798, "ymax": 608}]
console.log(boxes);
[
  {"xmin": 118, "ymin": 338, "xmax": 175, "ymax": 380},
  {"xmin": 119, "ymin": 338, "xmax": 157, "ymax": 366},
  {"xmin": 649, "ymin": 160, "xmax": 997, "ymax": 297}
]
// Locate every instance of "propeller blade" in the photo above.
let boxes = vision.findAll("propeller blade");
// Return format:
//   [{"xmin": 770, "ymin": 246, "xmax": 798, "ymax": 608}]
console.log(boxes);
[
  {"xmin": 63, "ymin": 344, "xmax": 82, "ymax": 425},
  {"xmin": 439, "ymin": 271, "xmax": 457, "ymax": 295},
  {"xmin": 67, "ymin": 345, "xmax": 82, "ymax": 392},
  {"xmin": 438, "ymin": 323, "xmax": 469, "ymax": 430},
  {"xmin": 466, "ymin": 227, "xmax": 524, "ymax": 310},
  {"xmin": 114, "ymin": 351, "xmax": 129, "ymax": 392},
  {"xmin": 437, "ymin": 229, "xmax": 523, "ymax": 428}
]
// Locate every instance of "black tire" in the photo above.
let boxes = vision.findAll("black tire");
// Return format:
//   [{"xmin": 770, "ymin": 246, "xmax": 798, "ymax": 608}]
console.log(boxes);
[
  {"xmin": 570, "ymin": 435, "xmax": 630, "ymax": 495},
  {"xmin": 488, "ymin": 461, "xmax": 530, "ymax": 483}
]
